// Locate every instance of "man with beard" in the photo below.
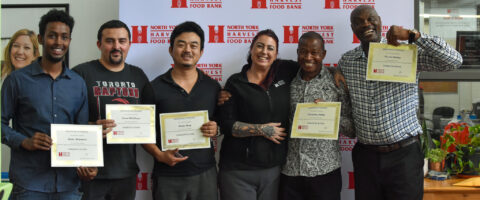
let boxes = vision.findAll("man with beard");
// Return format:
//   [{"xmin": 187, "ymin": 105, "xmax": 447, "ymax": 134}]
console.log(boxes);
[
  {"xmin": 73, "ymin": 20, "xmax": 154, "ymax": 200},
  {"xmin": 2, "ymin": 9, "xmax": 96, "ymax": 199},
  {"xmin": 336, "ymin": 5, "xmax": 462, "ymax": 200},
  {"xmin": 142, "ymin": 21, "xmax": 220, "ymax": 200}
]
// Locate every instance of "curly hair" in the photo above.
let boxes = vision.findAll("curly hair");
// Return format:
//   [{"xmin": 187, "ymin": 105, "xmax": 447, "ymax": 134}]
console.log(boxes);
[{"xmin": 39, "ymin": 9, "xmax": 74, "ymax": 36}]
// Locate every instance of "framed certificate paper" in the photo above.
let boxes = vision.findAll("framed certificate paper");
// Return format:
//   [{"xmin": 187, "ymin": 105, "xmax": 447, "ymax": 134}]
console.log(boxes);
[
  {"xmin": 159, "ymin": 110, "xmax": 210, "ymax": 151},
  {"xmin": 106, "ymin": 104, "xmax": 156, "ymax": 144},
  {"xmin": 366, "ymin": 43, "xmax": 418, "ymax": 83},
  {"xmin": 51, "ymin": 124, "xmax": 103, "ymax": 167},
  {"xmin": 291, "ymin": 102, "xmax": 341, "ymax": 140}
]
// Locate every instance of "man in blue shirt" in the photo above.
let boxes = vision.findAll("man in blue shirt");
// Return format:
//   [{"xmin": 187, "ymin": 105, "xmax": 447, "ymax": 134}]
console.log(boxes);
[{"xmin": 1, "ymin": 9, "xmax": 96, "ymax": 200}]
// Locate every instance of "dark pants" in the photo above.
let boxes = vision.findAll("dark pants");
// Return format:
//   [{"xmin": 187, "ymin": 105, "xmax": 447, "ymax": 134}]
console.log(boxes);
[
  {"xmin": 152, "ymin": 167, "xmax": 218, "ymax": 200},
  {"xmin": 11, "ymin": 184, "xmax": 82, "ymax": 200},
  {"xmin": 352, "ymin": 141, "xmax": 424, "ymax": 200},
  {"xmin": 218, "ymin": 166, "xmax": 280, "ymax": 200},
  {"xmin": 279, "ymin": 168, "xmax": 342, "ymax": 200},
  {"xmin": 81, "ymin": 175, "xmax": 137, "ymax": 200}
]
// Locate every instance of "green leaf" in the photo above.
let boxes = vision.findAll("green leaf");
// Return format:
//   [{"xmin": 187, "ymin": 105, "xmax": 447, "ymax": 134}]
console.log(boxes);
[{"xmin": 432, "ymin": 139, "xmax": 440, "ymax": 148}]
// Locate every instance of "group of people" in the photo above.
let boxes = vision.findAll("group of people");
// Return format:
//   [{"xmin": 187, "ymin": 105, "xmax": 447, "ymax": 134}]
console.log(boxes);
[{"xmin": 1, "ymin": 5, "xmax": 462, "ymax": 200}]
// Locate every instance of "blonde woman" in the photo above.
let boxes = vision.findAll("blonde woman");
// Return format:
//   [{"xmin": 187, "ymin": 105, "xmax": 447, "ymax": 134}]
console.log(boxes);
[
  {"xmin": 1, "ymin": 29, "xmax": 40, "ymax": 80},
  {"xmin": 1, "ymin": 29, "xmax": 40, "ymax": 185}
]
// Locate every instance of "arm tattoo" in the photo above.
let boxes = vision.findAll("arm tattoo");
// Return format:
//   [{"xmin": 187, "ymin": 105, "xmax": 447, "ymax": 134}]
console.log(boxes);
[{"xmin": 232, "ymin": 121, "xmax": 275, "ymax": 138}]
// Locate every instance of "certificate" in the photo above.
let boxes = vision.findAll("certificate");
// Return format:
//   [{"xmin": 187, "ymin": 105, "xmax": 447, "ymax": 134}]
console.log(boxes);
[
  {"xmin": 106, "ymin": 104, "xmax": 156, "ymax": 144},
  {"xmin": 291, "ymin": 102, "xmax": 341, "ymax": 140},
  {"xmin": 366, "ymin": 43, "xmax": 418, "ymax": 83},
  {"xmin": 51, "ymin": 124, "xmax": 103, "ymax": 167},
  {"xmin": 160, "ymin": 110, "xmax": 210, "ymax": 151}
]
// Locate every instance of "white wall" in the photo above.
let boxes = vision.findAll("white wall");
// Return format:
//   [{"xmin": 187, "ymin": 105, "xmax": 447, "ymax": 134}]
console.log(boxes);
[
  {"xmin": 1, "ymin": 0, "xmax": 119, "ymax": 176},
  {"xmin": 1, "ymin": 0, "xmax": 119, "ymax": 67}
]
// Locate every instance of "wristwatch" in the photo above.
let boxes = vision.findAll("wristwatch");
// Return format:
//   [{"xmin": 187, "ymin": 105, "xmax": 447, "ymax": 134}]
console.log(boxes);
[{"xmin": 408, "ymin": 29, "xmax": 419, "ymax": 44}]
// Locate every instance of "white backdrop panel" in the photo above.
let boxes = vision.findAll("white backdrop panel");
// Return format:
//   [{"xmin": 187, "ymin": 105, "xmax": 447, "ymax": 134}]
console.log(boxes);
[{"xmin": 120, "ymin": 1, "xmax": 414, "ymax": 199}]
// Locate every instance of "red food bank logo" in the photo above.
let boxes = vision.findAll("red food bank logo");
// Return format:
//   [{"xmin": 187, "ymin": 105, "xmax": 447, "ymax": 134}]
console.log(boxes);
[
  {"xmin": 136, "ymin": 172, "xmax": 151, "ymax": 190},
  {"xmin": 209, "ymin": 25, "xmax": 259, "ymax": 44},
  {"xmin": 339, "ymin": 135, "xmax": 356, "ymax": 152},
  {"xmin": 131, "ymin": 25, "xmax": 178, "ymax": 44},
  {"xmin": 283, "ymin": 25, "xmax": 335, "ymax": 44},
  {"xmin": 302, "ymin": 25, "xmax": 335, "ymax": 44},
  {"xmin": 325, "ymin": 0, "xmax": 375, "ymax": 9},
  {"xmin": 132, "ymin": 26, "xmax": 148, "ymax": 43},
  {"xmin": 150, "ymin": 25, "xmax": 175, "ymax": 44},
  {"xmin": 251, "ymin": 0, "xmax": 302, "ymax": 9},
  {"xmin": 283, "ymin": 26, "xmax": 299, "ymax": 44},
  {"xmin": 208, "ymin": 26, "xmax": 225, "ymax": 43},
  {"xmin": 171, "ymin": 0, "xmax": 223, "ymax": 8},
  {"xmin": 197, "ymin": 63, "xmax": 223, "ymax": 82}
]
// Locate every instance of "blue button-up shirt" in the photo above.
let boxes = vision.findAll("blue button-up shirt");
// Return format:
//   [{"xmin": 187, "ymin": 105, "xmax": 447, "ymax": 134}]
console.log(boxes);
[
  {"xmin": 1, "ymin": 57, "xmax": 88, "ymax": 192},
  {"xmin": 339, "ymin": 34, "xmax": 463, "ymax": 145}
]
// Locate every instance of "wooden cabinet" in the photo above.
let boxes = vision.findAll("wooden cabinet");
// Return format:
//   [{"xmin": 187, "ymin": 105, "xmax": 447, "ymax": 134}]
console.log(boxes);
[{"xmin": 424, "ymin": 177, "xmax": 480, "ymax": 200}]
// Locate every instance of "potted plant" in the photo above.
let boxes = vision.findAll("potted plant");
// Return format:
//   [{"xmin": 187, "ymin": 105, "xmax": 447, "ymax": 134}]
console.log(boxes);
[
  {"xmin": 451, "ymin": 124, "xmax": 480, "ymax": 176},
  {"xmin": 426, "ymin": 139, "xmax": 448, "ymax": 171},
  {"xmin": 443, "ymin": 123, "xmax": 480, "ymax": 176}
]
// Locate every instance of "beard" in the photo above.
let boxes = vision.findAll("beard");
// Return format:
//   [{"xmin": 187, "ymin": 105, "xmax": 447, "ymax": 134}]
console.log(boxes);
[
  {"xmin": 45, "ymin": 53, "xmax": 64, "ymax": 63},
  {"xmin": 109, "ymin": 50, "xmax": 123, "ymax": 65}
]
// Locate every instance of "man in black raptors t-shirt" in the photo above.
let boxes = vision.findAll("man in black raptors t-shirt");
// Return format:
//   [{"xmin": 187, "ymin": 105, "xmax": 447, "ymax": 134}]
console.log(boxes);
[{"xmin": 73, "ymin": 20, "xmax": 154, "ymax": 200}]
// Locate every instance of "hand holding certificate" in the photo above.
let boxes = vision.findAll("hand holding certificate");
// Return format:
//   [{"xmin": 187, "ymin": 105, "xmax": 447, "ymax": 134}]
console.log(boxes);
[
  {"xmin": 106, "ymin": 104, "xmax": 156, "ymax": 144},
  {"xmin": 366, "ymin": 42, "xmax": 418, "ymax": 83},
  {"xmin": 291, "ymin": 102, "xmax": 341, "ymax": 140},
  {"xmin": 51, "ymin": 124, "xmax": 103, "ymax": 167},
  {"xmin": 160, "ymin": 110, "xmax": 210, "ymax": 151}
]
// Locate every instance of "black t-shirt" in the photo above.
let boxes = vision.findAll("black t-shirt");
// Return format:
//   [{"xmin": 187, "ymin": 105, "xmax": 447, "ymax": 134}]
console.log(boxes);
[
  {"xmin": 151, "ymin": 68, "xmax": 220, "ymax": 177},
  {"xmin": 73, "ymin": 60, "xmax": 154, "ymax": 179}
]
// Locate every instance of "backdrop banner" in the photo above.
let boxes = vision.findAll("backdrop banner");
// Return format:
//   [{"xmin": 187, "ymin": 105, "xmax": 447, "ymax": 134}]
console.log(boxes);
[{"xmin": 120, "ymin": 1, "xmax": 414, "ymax": 199}]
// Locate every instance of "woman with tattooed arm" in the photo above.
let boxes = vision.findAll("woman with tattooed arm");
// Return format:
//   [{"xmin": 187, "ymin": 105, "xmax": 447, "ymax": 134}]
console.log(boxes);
[{"xmin": 217, "ymin": 29, "xmax": 298, "ymax": 200}]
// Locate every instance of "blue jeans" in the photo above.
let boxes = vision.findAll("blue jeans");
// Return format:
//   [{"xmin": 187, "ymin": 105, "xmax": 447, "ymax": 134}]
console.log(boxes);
[{"xmin": 11, "ymin": 184, "xmax": 82, "ymax": 200}]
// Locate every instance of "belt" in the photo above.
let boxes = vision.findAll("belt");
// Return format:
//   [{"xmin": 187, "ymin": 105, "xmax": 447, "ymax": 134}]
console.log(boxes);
[{"xmin": 359, "ymin": 135, "xmax": 419, "ymax": 153}]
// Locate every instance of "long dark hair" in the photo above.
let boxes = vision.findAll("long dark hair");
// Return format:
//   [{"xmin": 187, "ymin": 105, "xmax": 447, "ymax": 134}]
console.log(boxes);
[{"xmin": 247, "ymin": 29, "xmax": 279, "ymax": 66}]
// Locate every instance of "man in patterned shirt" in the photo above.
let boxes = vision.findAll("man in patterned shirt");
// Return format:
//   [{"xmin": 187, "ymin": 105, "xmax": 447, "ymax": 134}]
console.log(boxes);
[
  {"xmin": 279, "ymin": 31, "xmax": 355, "ymax": 200},
  {"xmin": 338, "ymin": 5, "xmax": 463, "ymax": 200}
]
